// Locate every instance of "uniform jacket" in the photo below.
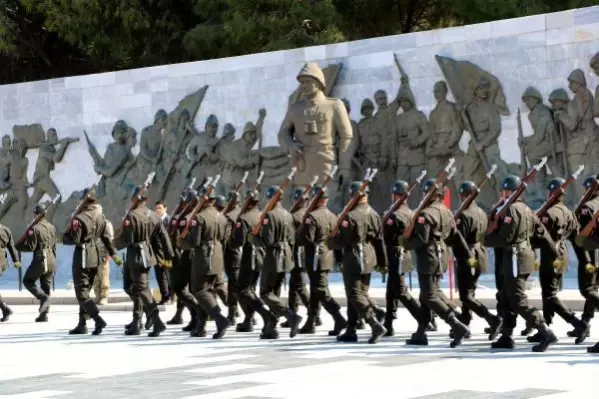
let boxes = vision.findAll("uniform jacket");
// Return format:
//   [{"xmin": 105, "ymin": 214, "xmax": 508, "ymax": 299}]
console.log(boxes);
[
  {"xmin": 253, "ymin": 203, "xmax": 294, "ymax": 273},
  {"xmin": 179, "ymin": 205, "xmax": 227, "ymax": 276},
  {"xmin": 63, "ymin": 204, "xmax": 117, "ymax": 269},
  {"xmin": 0, "ymin": 223, "xmax": 19, "ymax": 272},
  {"xmin": 292, "ymin": 205, "xmax": 308, "ymax": 269},
  {"xmin": 574, "ymin": 197, "xmax": 599, "ymax": 265},
  {"xmin": 301, "ymin": 204, "xmax": 337, "ymax": 272},
  {"xmin": 539, "ymin": 201, "xmax": 577, "ymax": 270},
  {"xmin": 230, "ymin": 207, "xmax": 265, "ymax": 271},
  {"xmin": 223, "ymin": 205, "xmax": 243, "ymax": 269},
  {"xmin": 382, "ymin": 204, "xmax": 413, "ymax": 274},
  {"xmin": 456, "ymin": 201, "xmax": 489, "ymax": 273},
  {"xmin": 16, "ymin": 218, "xmax": 57, "ymax": 272},
  {"xmin": 329, "ymin": 202, "xmax": 387, "ymax": 275}
]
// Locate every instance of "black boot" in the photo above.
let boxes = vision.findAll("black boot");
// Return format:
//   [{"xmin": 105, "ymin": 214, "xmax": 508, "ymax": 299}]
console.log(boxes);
[
  {"xmin": 485, "ymin": 313, "xmax": 503, "ymax": 341},
  {"xmin": 299, "ymin": 316, "xmax": 316, "ymax": 334},
  {"xmin": 491, "ymin": 334, "xmax": 515, "ymax": 349},
  {"xmin": 520, "ymin": 319, "xmax": 534, "ymax": 336},
  {"xmin": 356, "ymin": 318, "xmax": 365, "ymax": 330},
  {"xmin": 572, "ymin": 317, "xmax": 590, "ymax": 345},
  {"xmin": 191, "ymin": 318, "xmax": 207, "ymax": 337},
  {"xmin": 406, "ymin": 325, "xmax": 428, "ymax": 346},
  {"xmin": 587, "ymin": 341, "xmax": 599, "ymax": 353},
  {"xmin": 367, "ymin": 317, "xmax": 387, "ymax": 344},
  {"xmin": 92, "ymin": 314, "xmax": 107, "ymax": 336},
  {"xmin": 167, "ymin": 306, "xmax": 185, "ymax": 325},
  {"xmin": 144, "ymin": 310, "xmax": 154, "ymax": 330},
  {"xmin": 182, "ymin": 313, "xmax": 197, "ymax": 332},
  {"xmin": 383, "ymin": 314, "xmax": 394, "ymax": 337},
  {"xmin": 125, "ymin": 320, "xmax": 142, "ymax": 335},
  {"xmin": 526, "ymin": 332, "xmax": 543, "ymax": 343},
  {"xmin": 260, "ymin": 314, "xmax": 279, "ymax": 339},
  {"xmin": 373, "ymin": 307, "xmax": 385, "ymax": 323},
  {"xmin": 569, "ymin": 316, "xmax": 591, "ymax": 338},
  {"xmin": 426, "ymin": 316, "xmax": 437, "ymax": 332},
  {"xmin": 212, "ymin": 312, "xmax": 231, "ymax": 339},
  {"xmin": 83, "ymin": 300, "xmax": 106, "ymax": 336},
  {"xmin": 283, "ymin": 309, "xmax": 302, "ymax": 338},
  {"xmin": 448, "ymin": 314, "xmax": 469, "ymax": 348},
  {"xmin": 531, "ymin": 324, "xmax": 557, "ymax": 352},
  {"xmin": 227, "ymin": 306, "xmax": 238, "ymax": 325},
  {"xmin": 69, "ymin": 315, "xmax": 88, "ymax": 335},
  {"xmin": 337, "ymin": 327, "xmax": 358, "ymax": 342},
  {"xmin": 315, "ymin": 316, "xmax": 323, "ymax": 327},
  {"xmin": 328, "ymin": 312, "xmax": 348, "ymax": 336},
  {"xmin": 148, "ymin": 310, "xmax": 166, "ymax": 337},
  {"xmin": 35, "ymin": 313, "xmax": 48, "ymax": 322},
  {"xmin": 38, "ymin": 294, "xmax": 50, "ymax": 315},
  {"xmin": 0, "ymin": 301, "xmax": 12, "ymax": 322},
  {"xmin": 236, "ymin": 317, "xmax": 254, "ymax": 332}
]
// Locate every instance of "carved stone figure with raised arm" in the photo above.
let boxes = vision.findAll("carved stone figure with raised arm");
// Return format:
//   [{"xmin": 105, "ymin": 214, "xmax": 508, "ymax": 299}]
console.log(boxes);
[
  {"xmin": 221, "ymin": 109, "xmax": 265, "ymax": 192},
  {"xmin": 138, "ymin": 109, "xmax": 167, "ymax": 179},
  {"xmin": 0, "ymin": 135, "xmax": 12, "ymax": 190},
  {"xmin": 29, "ymin": 128, "xmax": 79, "ymax": 205},
  {"xmin": 278, "ymin": 62, "xmax": 353, "ymax": 189}
]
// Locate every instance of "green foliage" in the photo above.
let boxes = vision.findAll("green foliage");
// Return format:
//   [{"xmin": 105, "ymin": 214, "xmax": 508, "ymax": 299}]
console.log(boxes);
[{"xmin": 0, "ymin": 0, "xmax": 592, "ymax": 84}]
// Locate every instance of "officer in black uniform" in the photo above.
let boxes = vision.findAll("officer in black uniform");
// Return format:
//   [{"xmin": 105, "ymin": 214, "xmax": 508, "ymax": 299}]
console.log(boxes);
[
  {"xmin": 330, "ymin": 182, "xmax": 387, "ymax": 344},
  {"xmin": 232, "ymin": 189, "xmax": 263, "ymax": 332},
  {"xmin": 298, "ymin": 184, "xmax": 346, "ymax": 335},
  {"xmin": 403, "ymin": 179, "xmax": 471, "ymax": 348},
  {"xmin": 0, "ymin": 221, "xmax": 20, "ymax": 321},
  {"xmin": 382, "ymin": 180, "xmax": 422, "ymax": 336},
  {"xmin": 121, "ymin": 187, "xmax": 173, "ymax": 337},
  {"xmin": 17, "ymin": 204, "xmax": 57, "ymax": 322},
  {"xmin": 63, "ymin": 189, "xmax": 123, "ymax": 335},
  {"xmin": 455, "ymin": 181, "xmax": 502, "ymax": 339},
  {"xmin": 485, "ymin": 175, "xmax": 557, "ymax": 352}
]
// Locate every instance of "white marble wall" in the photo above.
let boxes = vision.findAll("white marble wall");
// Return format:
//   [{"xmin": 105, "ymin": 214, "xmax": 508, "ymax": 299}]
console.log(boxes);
[{"xmin": 0, "ymin": 7, "xmax": 598, "ymax": 200}]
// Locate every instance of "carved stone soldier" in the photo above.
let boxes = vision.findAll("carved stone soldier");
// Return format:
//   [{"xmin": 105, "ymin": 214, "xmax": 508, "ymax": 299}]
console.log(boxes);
[
  {"xmin": 185, "ymin": 114, "xmax": 220, "ymax": 183},
  {"xmin": 94, "ymin": 120, "xmax": 135, "ymax": 199},
  {"xmin": 278, "ymin": 63, "xmax": 353, "ymax": 190},
  {"xmin": 0, "ymin": 135, "xmax": 11, "ymax": 190},
  {"xmin": 137, "ymin": 109, "xmax": 167, "ymax": 178},
  {"xmin": 589, "ymin": 53, "xmax": 599, "ymax": 118},
  {"xmin": 6, "ymin": 138, "xmax": 29, "ymax": 219}
]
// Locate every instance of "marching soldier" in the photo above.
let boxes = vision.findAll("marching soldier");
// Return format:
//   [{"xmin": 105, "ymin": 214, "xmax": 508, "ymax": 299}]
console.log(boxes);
[
  {"xmin": 179, "ymin": 189, "xmax": 231, "ymax": 339},
  {"xmin": 63, "ymin": 189, "xmax": 123, "ymax": 335},
  {"xmin": 252, "ymin": 186, "xmax": 302, "ymax": 339},
  {"xmin": 529, "ymin": 178, "xmax": 588, "ymax": 344},
  {"xmin": 232, "ymin": 189, "xmax": 264, "ymax": 333},
  {"xmin": 484, "ymin": 175, "xmax": 557, "ymax": 352},
  {"xmin": 455, "ymin": 181, "xmax": 502, "ymax": 339},
  {"xmin": 121, "ymin": 187, "xmax": 173, "ymax": 337},
  {"xmin": 298, "ymin": 184, "xmax": 347, "ymax": 335},
  {"xmin": 17, "ymin": 204, "xmax": 57, "ymax": 322},
  {"xmin": 218, "ymin": 192, "xmax": 243, "ymax": 323},
  {"xmin": 330, "ymin": 182, "xmax": 387, "ymax": 344},
  {"xmin": 0, "ymin": 221, "xmax": 20, "ymax": 321},
  {"xmin": 382, "ymin": 181, "xmax": 422, "ymax": 336},
  {"xmin": 403, "ymin": 180, "xmax": 470, "ymax": 347}
]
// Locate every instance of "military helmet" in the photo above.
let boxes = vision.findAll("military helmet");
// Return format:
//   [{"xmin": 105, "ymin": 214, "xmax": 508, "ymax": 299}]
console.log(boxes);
[
  {"xmin": 293, "ymin": 188, "xmax": 307, "ymax": 201},
  {"xmin": 245, "ymin": 188, "xmax": 260, "ymax": 202},
  {"xmin": 547, "ymin": 178, "xmax": 566, "ymax": 193},
  {"xmin": 131, "ymin": 186, "xmax": 148, "ymax": 200},
  {"xmin": 583, "ymin": 175, "xmax": 598, "ymax": 190},
  {"xmin": 33, "ymin": 203, "xmax": 46, "ymax": 215},
  {"xmin": 349, "ymin": 181, "xmax": 368, "ymax": 196},
  {"xmin": 459, "ymin": 181, "xmax": 478, "ymax": 196},
  {"xmin": 198, "ymin": 188, "xmax": 217, "ymax": 200},
  {"xmin": 266, "ymin": 186, "xmax": 280, "ymax": 200},
  {"xmin": 214, "ymin": 195, "xmax": 227, "ymax": 210},
  {"xmin": 422, "ymin": 178, "xmax": 443, "ymax": 195},
  {"xmin": 311, "ymin": 184, "xmax": 328, "ymax": 199},
  {"xmin": 80, "ymin": 187, "xmax": 97, "ymax": 201},
  {"xmin": 154, "ymin": 109, "xmax": 167, "ymax": 122},
  {"xmin": 501, "ymin": 175, "xmax": 521, "ymax": 191},
  {"xmin": 226, "ymin": 191, "xmax": 238, "ymax": 203},
  {"xmin": 185, "ymin": 190, "xmax": 198, "ymax": 203},
  {"xmin": 391, "ymin": 180, "xmax": 409, "ymax": 195}
]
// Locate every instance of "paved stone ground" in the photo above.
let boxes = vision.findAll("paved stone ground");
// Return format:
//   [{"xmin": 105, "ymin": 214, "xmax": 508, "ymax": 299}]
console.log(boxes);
[{"xmin": 0, "ymin": 306, "xmax": 598, "ymax": 398}]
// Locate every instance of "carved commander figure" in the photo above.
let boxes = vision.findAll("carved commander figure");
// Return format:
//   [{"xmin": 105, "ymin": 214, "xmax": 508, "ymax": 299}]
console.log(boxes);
[{"xmin": 278, "ymin": 62, "xmax": 353, "ymax": 187}]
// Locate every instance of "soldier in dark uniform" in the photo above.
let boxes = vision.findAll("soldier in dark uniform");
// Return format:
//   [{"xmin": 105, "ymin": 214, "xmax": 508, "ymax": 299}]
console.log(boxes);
[
  {"xmin": 570, "ymin": 176, "xmax": 599, "ymax": 341},
  {"xmin": 330, "ymin": 182, "xmax": 387, "ymax": 344},
  {"xmin": 63, "ymin": 189, "xmax": 123, "ymax": 335},
  {"xmin": 179, "ymin": 189, "xmax": 230, "ymax": 339},
  {"xmin": 455, "ymin": 181, "xmax": 502, "ymax": 339},
  {"xmin": 382, "ymin": 181, "xmax": 422, "ymax": 336},
  {"xmin": 232, "ymin": 189, "xmax": 263, "ymax": 332},
  {"xmin": 17, "ymin": 204, "xmax": 57, "ymax": 322},
  {"xmin": 251, "ymin": 186, "xmax": 303, "ymax": 339},
  {"xmin": 527, "ymin": 178, "xmax": 588, "ymax": 344},
  {"xmin": 403, "ymin": 179, "xmax": 471, "ymax": 348},
  {"xmin": 0, "ymin": 221, "xmax": 20, "ymax": 321},
  {"xmin": 298, "ymin": 184, "xmax": 346, "ymax": 334},
  {"xmin": 484, "ymin": 175, "xmax": 557, "ymax": 352},
  {"xmin": 121, "ymin": 187, "xmax": 173, "ymax": 337}
]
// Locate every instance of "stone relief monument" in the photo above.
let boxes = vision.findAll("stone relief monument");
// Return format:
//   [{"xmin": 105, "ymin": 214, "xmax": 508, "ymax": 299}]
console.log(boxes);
[{"xmin": 0, "ymin": 10, "xmax": 598, "ymax": 240}]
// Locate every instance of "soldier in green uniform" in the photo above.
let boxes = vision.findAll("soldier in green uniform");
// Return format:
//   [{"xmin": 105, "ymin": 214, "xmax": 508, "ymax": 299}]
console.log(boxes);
[
  {"xmin": 252, "ymin": 186, "xmax": 302, "ymax": 339},
  {"xmin": 179, "ymin": 189, "xmax": 230, "ymax": 339},
  {"xmin": 455, "ymin": 181, "xmax": 502, "ymax": 339},
  {"xmin": 330, "ymin": 182, "xmax": 387, "ymax": 344},
  {"xmin": 17, "ymin": 204, "xmax": 57, "ymax": 322},
  {"xmin": 570, "ymin": 176, "xmax": 599, "ymax": 341},
  {"xmin": 382, "ymin": 181, "xmax": 422, "ymax": 336},
  {"xmin": 403, "ymin": 179, "xmax": 471, "ymax": 348},
  {"xmin": 121, "ymin": 187, "xmax": 173, "ymax": 337},
  {"xmin": 484, "ymin": 175, "xmax": 557, "ymax": 352},
  {"xmin": 298, "ymin": 184, "xmax": 346, "ymax": 335},
  {"xmin": 0, "ymin": 221, "xmax": 20, "ymax": 321},
  {"xmin": 232, "ymin": 189, "xmax": 263, "ymax": 332},
  {"xmin": 527, "ymin": 178, "xmax": 588, "ymax": 344},
  {"xmin": 63, "ymin": 189, "xmax": 123, "ymax": 335}
]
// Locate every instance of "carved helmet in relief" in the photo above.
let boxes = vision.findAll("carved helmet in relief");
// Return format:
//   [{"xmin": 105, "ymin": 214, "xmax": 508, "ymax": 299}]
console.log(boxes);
[
  {"xmin": 548, "ymin": 89, "xmax": 570, "ymax": 104},
  {"xmin": 154, "ymin": 109, "xmax": 167, "ymax": 123},
  {"xmin": 396, "ymin": 86, "xmax": 416, "ymax": 107},
  {"xmin": 297, "ymin": 62, "xmax": 326, "ymax": 91},
  {"xmin": 360, "ymin": 98, "xmax": 374, "ymax": 113},
  {"xmin": 33, "ymin": 203, "xmax": 46, "ymax": 215},
  {"xmin": 590, "ymin": 53, "xmax": 599, "ymax": 70},
  {"xmin": 521, "ymin": 87, "xmax": 542, "ymax": 102},
  {"xmin": 567, "ymin": 69, "xmax": 587, "ymax": 86},
  {"xmin": 112, "ymin": 120, "xmax": 129, "ymax": 140}
]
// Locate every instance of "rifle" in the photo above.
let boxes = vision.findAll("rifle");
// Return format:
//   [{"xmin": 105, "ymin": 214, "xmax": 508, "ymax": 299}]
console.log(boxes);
[
  {"xmin": 180, "ymin": 175, "xmax": 221, "ymax": 239},
  {"xmin": 403, "ymin": 158, "xmax": 456, "ymax": 238},
  {"xmin": 16, "ymin": 194, "xmax": 61, "ymax": 246},
  {"xmin": 296, "ymin": 166, "xmax": 338, "ymax": 234},
  {"xmin": 233, "ymin": 171, "xmax": 265, "ymax": 233},
  {"xmin": 289, "ymin": 175, "xmax": 319, "ymax": 214},
  {"xmin": 63, "ymin": 176, "xmax": 102, "ymax": 234},
  {"xmin": 537, "ymin": 164, "xmax": 584, "ymax": 218},
  {"xmin": 252, "ymin": 167, "xmax": 297, "ymax": 236},
  {"xmin": 574, "ymin": 177, "xmax": 599, "ymax": 216},
  {"xmin": 222, "ymin": 171, "xmax": 249, "ymax": 215},
  {"xmin": 166, "ymin": 177, "xmax": 198, "ymax": 235},
  {"xmin": 329, "ymin": 168, "xmax": 378, "ymax": 238},
  {"xmin": 487, "ymin": 157, "xmax": 547, "ymax": 233},
  {"xmin": 382, "ymin": 169, "xmax": 427, "ymax": 223},
  {"xmin": 454, "ymin": 164, "xmax": 497, "ymax": 221},
  {"xmin": 119, "ymin": 172, "xmax": 155, "ymax": 228}
]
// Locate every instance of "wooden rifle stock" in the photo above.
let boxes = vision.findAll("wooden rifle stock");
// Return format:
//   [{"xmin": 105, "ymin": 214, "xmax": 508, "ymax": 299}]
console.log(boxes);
[
  {"xmin": 167, "ymin": 177, "xmax": 203, "ymax": 235},
  {"xmin": 251, "ymin": 168, "xmax": 297, "ymax": 236},
  {"xmin": 222, "ymin": 171, "xmax": 249, "ymax": 215},
  {"xmin": 382, "ymin": 169, "xmax": 427, "ymax": 223},
  {"xmin": 537, "ymin": 164, "xmax": 584, "ymax": 217},
  {"xmin": 296, "ymin": 166, "xmax": 338, "ymax": 234},
  {"xmin": 579, "ymin": 210, "xmax": 599, "ymax": 237},
  {"xmin": 454, "ymin": 164, "xmax": 497, "ymax": 221},
  {"xmin": 180, "ymin": 175, "xmax": 221, "ymax": 239},
  {"xmin": 119, "ymin": 172, "xmax": 155, "ymax": 232},
  {"xmin": 16, "ymin": 194, "xmax": 61, "ymax": 246},
  {"xmin": 63, "ymin": 176, "xmax": 102, "ymax": 234},
  {"xmin": 575, "ymin": 176, "xmax": 599, "ymax": 216},
  {"xmin": 289, "ymin": 175, "xmax": 319, "ymax": 214},
  {"xmin": 232, "ymin": 171, "xmax": 265, "ymax": 235}
]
